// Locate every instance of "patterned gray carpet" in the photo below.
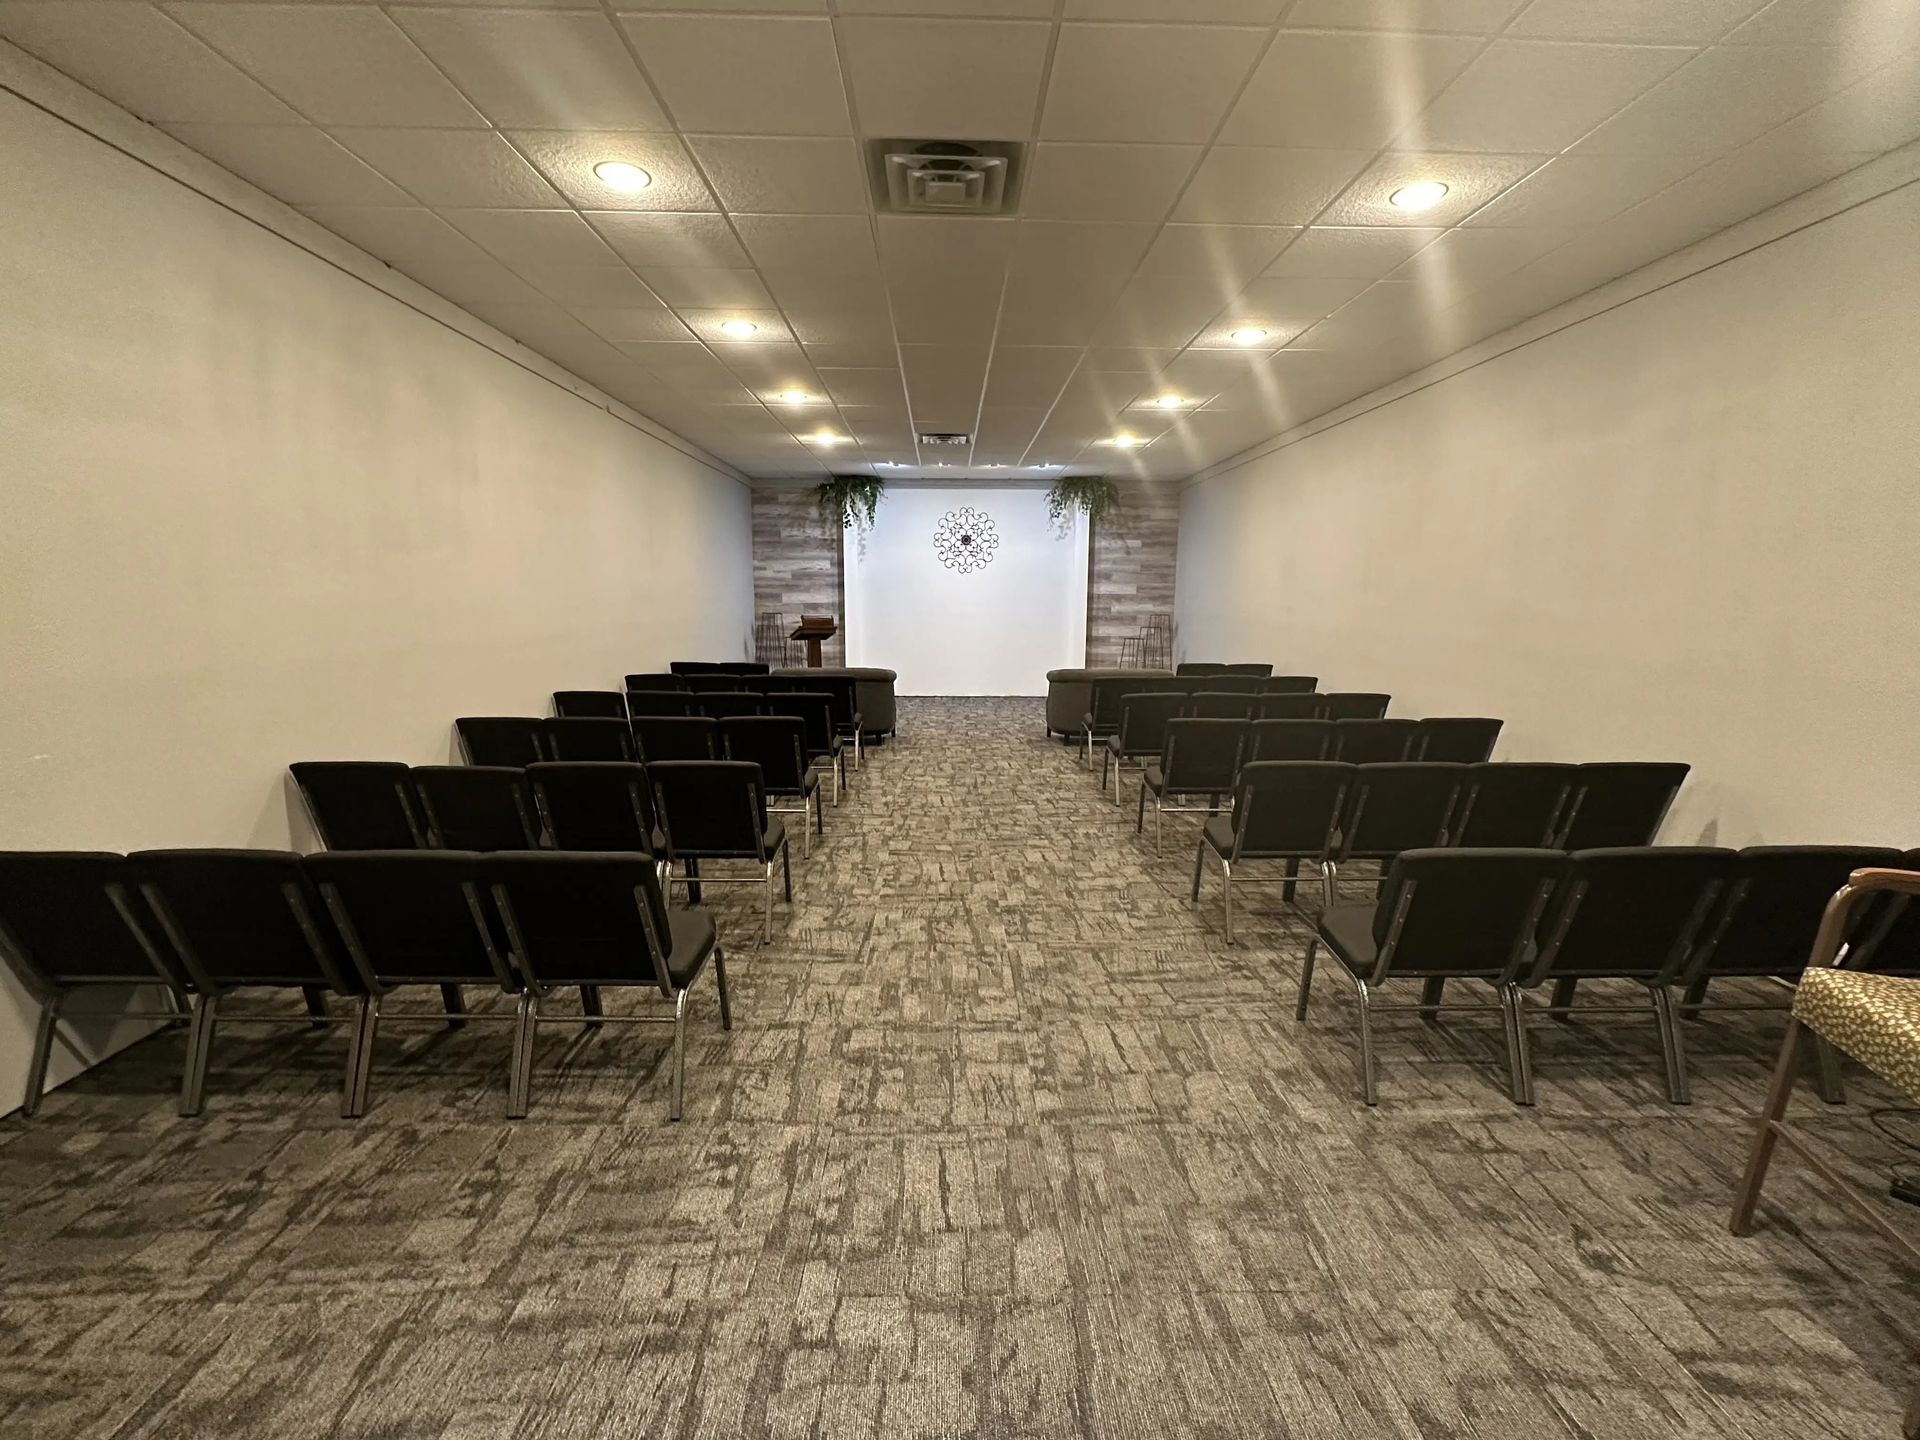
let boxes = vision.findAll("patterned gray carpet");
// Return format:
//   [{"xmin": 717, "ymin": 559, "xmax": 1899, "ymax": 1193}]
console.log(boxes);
[{"xmin": 3, "ymin": 697, "xmax": 1918, "ymax": 1438}]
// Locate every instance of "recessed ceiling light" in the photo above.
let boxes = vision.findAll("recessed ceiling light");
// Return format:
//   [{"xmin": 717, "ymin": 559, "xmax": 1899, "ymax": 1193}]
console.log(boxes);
[
  {"xmin": 1228, "ymin": 327, "xmax": 1269, "ymax": 346},
  {"xmin": 1031, "ymin": 462, "xmax": 1062, "ymax": 470},
  {"xmin": 592, "ymin": 161, "xmax": 652, "ymax": 194},
  {"xmin": 979, "ymin": 463, "xmax": 1004, "ymax": 469},
  {"xmin": 805, "ymin": 431, "xmax": 845, "ymax": 446},
  {"xmin": 1389, "ymin": 180, "xmax": 1449, "ymax": 211},
  {"xmin": 1104, "ymin": 434, "xmax": 1142, "ymax": 448},
  {"xmin": 718, "ymin": 320, "xmax": 758, "ymax": 338},
  {"xmin": 876, "ymin": 460, "xmax": 907, "ymax": 468},
  {"xmin": 1153, "ymin": 394, "xmax": 1188, "ymax": 409},
  {"xmin": 771, "ymin": 390, "xmax": 815, "ymax": 406}
]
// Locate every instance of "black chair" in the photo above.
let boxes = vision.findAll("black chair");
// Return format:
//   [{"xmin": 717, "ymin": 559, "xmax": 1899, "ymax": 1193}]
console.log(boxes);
[
  {"xmin": 1263, "ymin": 675, "xmax": 1318, "ymax": 694},
  {"xmin": 1199, "ymin": 674, "xmax": 1264, "ymax": 693},
  {"xmin": 631, "ymin": 715, "xmax": 719, "ymax": 766},
  {"xmin": 669, "ymin": 661, "xmax": 727, "ymax": 676},
  {"xmin": 455, "ymin": 716, "xmax": 544, "ymax": 767},
  {"xmin": 1415, "ymin": 717, "xmax": 1503, "ymax": 763},
  {"xmin": 553, "ymin": 690, "xmax": 627, "ymax": 720},
  {"xmin": 1103, "ymin": 692, "xmax": 1189, "ymax": 804},
  {"xmin": 1333, "ymin": 763, "xmax": 1468, "ymax": 899},
  {"xmin": 1300, "ymin": 848, "xmax": 1566, "ymax": 1105},
  {"xmin": 721, "ymin": 716, "xmax": 825, "ymax": 855},
  {"xmin": 650, "ymin": 761, "xmax": 792, "ymax": 945},
  {"xmin": 1254, "ymin": 693, "xmax": 1327, "ymax": 721},
  {"xmin": 1175, "ymin": 663, "xmax": 1226, "ymax": 677},
  {"xmin": 304, "ymin": 850, "xmax": 520, "ymax": 1117},
  {"xmin": 624, "ymin": 673, "xmax": 689, "ymax": 692},
  {"xmin": 1080, "ymin": 678, "xmax": 1132, "ymax": 767},
  {"xmin": 625, "ymin": 691, "xmax": 699, "ymax": 719},
  {"xmin": 1521, "ymin": 847, "xmax": 1737, "ymax": 1103},
  {"xmin": 290, "ymin": 761, "xmax": 426, "ymax": 849},
  {"xmin": 715, "ymin": 662, "xmax": 771, "ymax": 677},
  {"xmin": 486, "ymin": 852, "xmax": 730, "ymax": 1122},
  {"xmin": 755, "ymin": 675, "xmax": 816, "ymax": 695},
  {"xmin": 413, "ymin": 766, "xmax": 541, "ymax": 850},
  {"xmin": 527, "ymin": 762, "xmax": 658, "ymax": 855},
  {"xmin": 1246, "ymin": 719, "xmax": 1336, "ymax": 763},
  {"xmin": 1331, "ymin": 718, "xmax": 1420, "ymax": 764},
  {"xmin": 817, "ymin": 675, "xmax": 866, "ymax": 772},
  {"xmin": 1323, "ymin": 692, "xmax": 1390, "ymax": 721},
  {"xmin": 0, "ymin": 852, "xmax": 190, "ymax": 1117},
  {"xmin": 1220, "ymin": 664, "xmax": 1273, "ymax": 677},
  {"xmin": 1555, "ymin": 762, "xmax": 1690, "ymax": 848},
  {"xmin": 1190, "ymin": 761, "xmax": 1354, "ymax": 944},
  {"xmin": 1189, "ymin": 690, "xmax": 1258, "ymax": 720},
  {"xmin": 765, "ymin": 691, "xmax": 846, "ymax": 804},
  {"xmin": 1139, "ymin": 718, "xmax": 1246, "ymax": 854},
  {"xmin": 132, "ymin": 849, "xmax": 365, "ymax": 1116},
  {"xmin": 539, "ymin": 716, "xmax": 634, "ymax": 763},
  {"xmin": 697, "ymin": 691, "xmax": 767, "ymax": 722},
  {"xmin": 1452, "ymin": 762, "xmax": 1577, "ymax": 847}
]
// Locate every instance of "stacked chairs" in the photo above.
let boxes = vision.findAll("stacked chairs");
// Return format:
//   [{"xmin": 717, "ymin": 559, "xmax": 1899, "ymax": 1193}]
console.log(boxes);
[
  {"xmin": 553, "ymin": 690, "xmax": 627, "ymax": 720},
  {"xmin": 1138, "ymin": 718, "xmax": 1245, "ymax": 854},
  {"xmin": 720, "ymin": 716, "xmax": 826, "ymax": 855},
  {"xmin": 539, "ymin": 716, "xmax": 634, "ymax": 763},
  {"xmin": 456, "ymin": 717, "xmax": 544, "ymax": 767},
  {"xmin": 630, "ymin": 715, "xmax": 718, "ymax": 764},
  {"xmin": 1191, "ymin": 761, "xmax": 1353, "ymax": 943},
  {"xmin": 650, "ymin": 761, "xmax": 792, "ymax": 945},
  {"xmin": 1102, "ymin": 692, "xmax": 1188, "ymax": 803},
  {"xmin": 290, "ymin": 761, "xmax": 426, "ymax": 848},
  {"xmin": 413, "ymin": 767, "xmax": 540, "ymax": 850}
]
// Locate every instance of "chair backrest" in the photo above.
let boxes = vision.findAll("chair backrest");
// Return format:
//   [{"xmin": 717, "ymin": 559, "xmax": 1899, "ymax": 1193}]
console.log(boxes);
[
  {"xmin": 1220, "ymin": 663, "xmax": 1272, "ymax": 676},
  {"xmin": 1176, "ymin": 662, "xmax": 1225, "ymax": 677},
  {"xmin": 624, "ymin": 690, "xmax": 699, "ymax": 718},
  {"xmin": 1453, "ymin": 763, "xmax": 1577, "ymax": 847},
  {"xmin": 755, "ymin": 675, "xmax": 814, "ymax": 695},
  {"xmin": 650, "ymin": 761, "xmax": 771, "ymax": 861},
  {"xmin": 485, "ymin": 852, "xmax": 673, "ymax": 993},
  {"xmin": 1198, "ymin": 674, "xmax": 1263, "ymax": 693},
  {"xmin": 1529, "ymin": 847, "xmax": 1736, "ymax": 984},
  {"xmin": 0, "ymin": 852, "xmax": 178, "ymax": 989},
  {"xmin": 304, "ymin": 851, "xmax": 512, "ymax": 989},
  {"xmin": 1255, "ymin": 693, "xmax": 1327, "ymax": 721},
  {"xmin": 1340, "ymin": 763, "xmax": 1467, "ymax": 860},
  {"xmin": 553, "ymin": 689, "xmax": 627, "ymax": 720},
  {"xmin": 698, "ymin": 691, "xmax": 767, "ymax": 721},
  {"xmin": 630, "ymin": 715, "xmax": 719, "ymax": 764},
  {"xmin": 134, "ymin": 849, "xmax": 352, "ymax": 991},
  {"xmin": 289, "ymin": 761, "xmax": 425, "ymax": 849},
  {"xmin": 1322, "ymin": 692, "xmax": 1390, "ymax": 720},
  {"xmin": 1692, "ymin": 845, "xmax": 1906, "ymax": 979},
  {"xmin": 1556, "ymin": 762, "xmax": 1690, "ymax": 848},
  {"xmin": 1246, "ymin": 719, "xmax": 1336, "ymax": 763},
  {"xmin": 669, "ymin": 661, "xmax": 726, "ymax": 676},
  {"xmin": 623, "ymin": 673, "xmax": 689, "ymax": 692},
  {"xmin": 1263, "ymin": 675, "xmax": 1318, "ymax": 694},
  {"xmin": 1227, "ymin": 761, "xmax": 1354, "ymax": 860},
  {"xmin": 1122, "ymin": 676, "xmax": 1188, "ymax": 696},
  {"xmin": 720, "ymin": 716, "xmax": 811, "ymax": 792},
  {"xmin": 1086, "ymin": 678, "xmax": 1135, "ymax": 731},
  {"xmin": 455, "ymin": 716, "xmax": 544, "ymax": 767},
  {"xmin": 538, "ymin": 716, "xmax": 634, "ymax": 763},
  {"xmin": 715, "ymin": 661, "xmax": 771, "ymax": 676},
  {"xmin": 527, "ymin": 762, "xmax": 655, "ymax": 852},
  {"xmin": 1857, "ymin": 849, "xmax": 1920, "ymax": 977},
  {"xmin": 764, "ymin": 691, "xmax": 836, "ymax": 755},
  {"xmin": 1369, "ymin": 849, "xmax": 1566, "ymax": 980},
  {"xmin": 1415, "ymin": 717, "xmax": 1503, "ymax": 763},
  {"xmin": 413, "ymin": 766, "xmax": 541, "ymax": 850},
  {"xmin": 816, "ymin": 675, "xmax": 861, "ymax": 733},
  {"xmin": 1188, "ymin": 690, "xmax": 1257, "ymax": 720},
  {"xmin": 1332, "ymin": 718, "xmax": 1420, "ymax": 764},
  {"xmin": 1116, "ymin": 692, "xmax": 1188, "ymax": 755},
  {"xmin": 1159, "ymin": 719, "xmax": 1247, "ymax": 794}
]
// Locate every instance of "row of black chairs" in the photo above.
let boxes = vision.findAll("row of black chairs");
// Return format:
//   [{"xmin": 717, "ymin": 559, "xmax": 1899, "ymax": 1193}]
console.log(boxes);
[
  {"xmin": 1289, "ymin": 844, "xmax": 1919, "ymax": 1106},
  {"xmin": 0, "ymin": 849, "xmax": 730, "ymax": 1122},
  {"xmin": 551, "ymin": 677, "xmax": 868, "ymax": 773},
  {"xmin": 1174, "ymin": 663, "xmax": 1276, "ymax": 677},
  {"xmin": 667, "ymin": 661, "xmax": 769, "ymax": 677},
  {"xmin": 1081, "ymin": 678, "xmax": 1350, "ymax": 758}
]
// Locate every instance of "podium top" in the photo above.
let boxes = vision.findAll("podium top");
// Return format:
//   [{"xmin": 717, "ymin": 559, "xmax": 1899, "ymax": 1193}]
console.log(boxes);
[{"xmin": 790, "ymin": 617, "xmax": 837, "ymax": 640}]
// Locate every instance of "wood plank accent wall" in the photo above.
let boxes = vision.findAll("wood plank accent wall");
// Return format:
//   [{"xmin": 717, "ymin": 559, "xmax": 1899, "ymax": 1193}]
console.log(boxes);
[
  {"xmin": 749, "ymin": 481, "xmax": 1179, "ymax": 672},
  {"xmin": 751, "ymin": 487, "xmax": 845, "ymax": 667}
]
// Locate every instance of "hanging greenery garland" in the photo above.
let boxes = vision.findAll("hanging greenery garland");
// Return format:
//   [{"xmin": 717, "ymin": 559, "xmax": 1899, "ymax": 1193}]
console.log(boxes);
[
  {"xmin": 815, "ymin": 474, "xmax": 885, "ymax": 531},
  {"xmin": 1045, "ymin": 474, "xmax": 1119, "ymax": 529}
]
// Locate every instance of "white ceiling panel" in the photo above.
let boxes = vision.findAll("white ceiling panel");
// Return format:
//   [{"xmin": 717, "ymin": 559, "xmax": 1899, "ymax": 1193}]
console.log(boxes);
[
  {"xmin": 517, "ymin": 266, "xmax": 661, "ymax": 309},
  {"xmin": 584, "ymin": 212, "xmax": 750, "ymax": 269},
  {"xmin": 328, "ymin": 128, "xmax": 562, "ymax": 208},
  {"xmin": 391, "ymin": 10, "xmax": 667, "ymax": 132},
  {"xmin": 1461, "ymin": 151, "xmax": 1704, "ymax": 227},
  {"xmin": 619, "ymin": 16, "xmax": 851, "ymax": 136},
  {"xmin": 1041, "ymin": 23, "xmax": 1264, "ymax": 144},
  {"xmin": 442, "ymin": 209, "xmax": 620, "ymax": 268},
  {"xmin": 839, "ymin": 19, "xmax": 1052, "ymax": 140},
  {"xmin": 732, "ymin": 215, "xmax": 880, "ymax": 272},
  {"xmin": 1261, "ymin": 226, "xmax": 1446, "ymax": 278},
  {"xmin": 1400, "ymin": 40, "xmax": 1694, "ymax": 152},
  {"xmin": 1507, "ymin": 0, "xmax": 1771, "ymax": 45},
  {"xmin": 506, "ymin": 131, "xmax": 718, "ymax": 212},
  {"xmin": 1173, "ymin": 148, "xmax": 1374, "ymax": 225},
  {"xmin": 1219, "ymin": 30, "xmax": 1482, "ymax": 149},
  {"xmin": 686, "ymin": 137, "xmax": 867, "ymax": 214},
  {"xmin": 1014, "ymin": 144, "xmax": 1203, "ymax": 221},
  {"xmin": 160, "ymin": 124, "xmax": 409, "ymax": 207},
  {"xmin": 637, "ymin": 268, "xmax": 774, "ymax": 310},
  {"xmin": 577, "ymin": 306, "xmax": 699, "ymax": 344},
  {"xmin": 1138, "ymin": 224, "xmax": 1301, "ymax": 282},
  {"xmin": 1316, "ymin": 150, "xmax": 1548, "ymax": 225},
  {"xmin": 299, "ymin": 206, "xmax": 495, "ymax": 268},
  {"xmin": 1382, "ymin": 225, "xmax": 1578, "ymax": 295},
  {"xmin": 1283, "ymin": 0, "xmax": 1529, "ymax": 31},
  {"xmin": 994, "ymin": 268, "xmax": 1135, "ymax": 346}
]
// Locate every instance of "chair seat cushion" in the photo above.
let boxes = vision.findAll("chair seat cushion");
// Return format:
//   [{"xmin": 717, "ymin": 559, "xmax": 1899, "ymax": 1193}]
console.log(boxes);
[
  {"xmin": 1144, "ymin": 761, "xmax": 1165, "ymax": 796},
  {"xmin": 1202, "ymin": 814, "xmax": 1234, "ymax": 854},
  {"xmin": 665, "ymin": 906, "xmax": 718, "ymax": 989},
  {"xmin": 1317, "ymin": 903, "xmax": 1381, "ymax": 975},
  {"xmin": 673, "ymin": 817, "xmax": 785, "ymax": 859},
  {"xmin": 1794, "ymin": 969, "xmax": 1920, "ymax": 1100}
]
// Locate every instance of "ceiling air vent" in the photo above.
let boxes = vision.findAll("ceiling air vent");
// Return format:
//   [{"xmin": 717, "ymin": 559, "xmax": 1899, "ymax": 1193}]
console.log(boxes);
[
  {"xmin": 870, "ymin": 141, "xmax": 1022, "ymax": 216},
  {"xmin": 918, "ymin": 432, "xmax": 971, "ymax": 446}
]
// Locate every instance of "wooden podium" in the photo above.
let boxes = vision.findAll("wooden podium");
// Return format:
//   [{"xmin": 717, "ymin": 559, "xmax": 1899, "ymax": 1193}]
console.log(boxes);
[{"xmin": 791, "ymin": 615, "xmax": 837, "ymax": 668}]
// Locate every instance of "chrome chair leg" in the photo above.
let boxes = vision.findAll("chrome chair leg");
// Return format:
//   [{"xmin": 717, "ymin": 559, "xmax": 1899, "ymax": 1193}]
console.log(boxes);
[
  {"xmin": 339, "ymin": 995, "xmax": 369, "ymax": 1119},
  {"xmin": 1155, "ymin": 796, "xmax": 1165, "ymax": 856},
  {"xmin": 1351, "ymin": 974, "xmax": 1378, "ymax": 1106},
  {"xmin": 781, "ymin": 842, "xmax": 793, "ymax": 903},
  {"xmin": 671, "ymin": 988, "xmax": 691, "ymax": 1122},
  {"xmin": 1320, "ymin": 860, "xmax": 1336, "ymax": 914},
  {"xmin": 179, "ymin": 992, "xmax": 218, "ymax": 1118},
  {"xmin": 1650, "ymin": 986, "xmax": 1692, "ymax": 1105},
  {"xmin": 762, "ymin": 862, "xmax": 775, "ymax": 946},
  {"xmin": 714, "ymin": 945, "xmax": 733, "ymax": 1032},
  {"xmin": 1296, "ymin": 939, "xmax": 1317, "ymax": 1021},
  {"xmin": 1189, "ymin": 834, "xmax": 1207, "ymax": 905},
  {"xmin": 1501, "ymin": 983, "xmax": 1535, "ymax": 1106},
  {"xmin": 507, "ymin": 990, "xmax": 536, "ymax": 1119},
  {"xmin": 1221, "ymin": 857, "xmax": 1234, "ymax": 946},
  {"xmin": 347, "ymin": 993, "xmax": 380, "ymax": 1118},
  {"xmin": 22, "ymin": 993, "xmax": 61, "ymax": 1119}
]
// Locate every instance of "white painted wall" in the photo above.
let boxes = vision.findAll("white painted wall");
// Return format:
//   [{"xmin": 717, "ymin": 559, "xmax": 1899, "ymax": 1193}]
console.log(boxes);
[
  {"xmin": 0, "ymin": 89, "xmax": 753, "ymax": 1114},
  {"xmin": 845, "ymin": 486, "xmax": 1088, "ymax": 695},
  {"xmin": 1178, "ymin": 174, "xmax": 1920, "ymax": 851}
]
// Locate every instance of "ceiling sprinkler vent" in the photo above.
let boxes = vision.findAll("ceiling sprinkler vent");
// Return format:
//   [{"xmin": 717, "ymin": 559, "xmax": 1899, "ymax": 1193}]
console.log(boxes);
[
  {"xmin": 917, "ymin": 431, "xmax": 971, "ymax": 446},
  {"xmin": 872, "ymin": 141, "xmax": 1022, "ymax": 215}
]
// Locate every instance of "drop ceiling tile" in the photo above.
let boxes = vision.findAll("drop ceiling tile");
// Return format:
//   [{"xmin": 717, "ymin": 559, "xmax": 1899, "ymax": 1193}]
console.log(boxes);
[
  {"xmin": 1636, "ymin": 127, "xmax": 1882, "ymax": 234},
  {"xmin": 1066, "ymin": 0, "xmax": 1285, "ymax": 18},
  {"xmin": 166, "ymin": 4, "xmax": 486, "ymax": 128},
  {"xmin": 877, "ymin": 214, "xmax": 1018, "ymax": 277},
  {"xmin": 1400, "ymin": 40, "xmax": 1695, "ymax": 152},
  {"xmin": 615, "ymin": 341, "xmax": 719, "ymax": 369},
  {"xmin": 160, "ymin": 124, "xmax": 409, "ymax": 207},
  {"xmin": 839, "ymin": 18, "xmax": 1052, "ymax": 140},
  {"xmin": 1008, "ymin": 220, "xmax": 1160, "ymax": 276},
  {"xmin": 972, "ymin": 406, "xmax": 1047, "ymax": 442},
  {"xmin": 732, "ymin": 215, "xmax": 880, "ymax": 272},
  {"xmin": 677, "ymin": 308, "xmax": 793, "ymax": 344},
  {"xmin": 327, "ymin": 128, "xmax": 561, "ymax": 208},
  {"xmin": 1137, "ymin": 224, "xmax": 1301, "ymax": 282},
  {"xmin": 1225, "ymin": 274, "xmax": 1375, "ymax": 320},
  {"xmin": 1080, "ymin": 347, "xmax": 1181, "ymax": 373},
  {"xmin": 981, "ymin": 347, "xmax": 1084, "ymax": 407},
  {"xmin": 1261, "ymin": 226, "xmax": 1446, "ymax": 278},
  {"xmin": 1760, "ymin": 52, "xmax": 1920, "ymax": 153},
  {"xmin": 516, "ymin": 266, "xmax": 662, "ymax": 309},
  {"xmin": 574, "ymin": 305, "xmax": 700, "ymax": 343},
  {"xmin": 1041, "ymin": 23, "xmax": 1264, "ymax": 144},
  {"xmin": 804, "ymin": 340, "xmax": 900, "ymax": 368},
  {"xmin": 1316, "ymin": 151, "xmax": 1547, "ymax": 225},
  {"xmin": 1382, "ymin": 225, "xmax": 1578, "ymax": 294},
  {"xmin": 301, "ymin": 205, "xmax": 494, "ymax": 268},
  {"xmin": 1571, "ymin": 44, "xmax": 1877, "ymax": 155},
  {"xmin": 1219, "ymin": 31, "xmax": 1482, "ymax": 149},
  {"xmin": 994, "ymin": 268, "xmax": 1134, "ymax": 346},
  {"xmin": 442, "ymin": 209, "xmax": 619, "ymax": 268},
  {"xmin": 507, "ymin": 132, "xmax": 718, "ymax": 212},
  {"xmin": 1186, "ymin": 315, "xmax": 1312, "ymax": 349},
  {"xmin": 405, "ymin": 258, "xmax": 549, "ymax": 307},
  {"xmin": 686, "ymin": 136, "xmax": 867, "ymax": 213},
  {"xmin": 888, "ymin": 285, "xmax": 1002, "ymax": 346},
  {"xmin": 1723, "ymin": 0, "xmax": 1920, "ymax": 54},
  {"xmin": 818, "ymin": 369, "xmax": 909, "ymax": 408},
  {"xmin": 638, "ymin": 268, "xmax": 774, "ymax": 309},
  {"xmin": 1294, "ymin": 283, "xmax": 1424, "ymax": 349},
  {"xmin": 1021, "ymin": 143, "xmax": 1201, "ymax": 221},
  {"xmin": 1462, "ymin": 151, "xmax": 1704, "ymax": 226},
  {"xmin": 389, "ymin": 10, "xmax": 667, "ymax": 131},
  {"xmin": 650, "ymin": 366, "xmax": 760, "ymax": 405},
  {"xmin": 1153, "ymin": 348, "xmax": 1283, "ymax": 392},
  {"xmin": 1172, "ymin": 148, "xmax": 1373, "ymax": 224},
  {"xmin": 620, "ymin": 16, "xmax": 850, "ymax": 135},
  {"xmin": 0, "ymin": 4, "xmax": 300, "ymax": 125},
  {"xmin": 839, "ymin": 0, "xmax": 1052, "ymax": 13},
  {"xmin": 584, "ymin": 212, "xmax": 750, "ymax": 268},
  {"xmin": 1507, "ymin": 0, "xmax": 1771, "ymax": 44},
  {"xmin": 1282, "ymin": 0, "xmax": 1528, "ymax": 30},
  {"xmin": 762, "ymin": 269, "xmax": 891, "ymax": 321},
  {"xmin": 617, "ymin": 0, "xmax": 828, "ymax": 9},
  {"xmin": 459, "ymin": 298, "xmax": 608, "ymax": 350},
  {"xmin": 1096, "ymin": 276, "xmax": 1237, "ymax": 348}
]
